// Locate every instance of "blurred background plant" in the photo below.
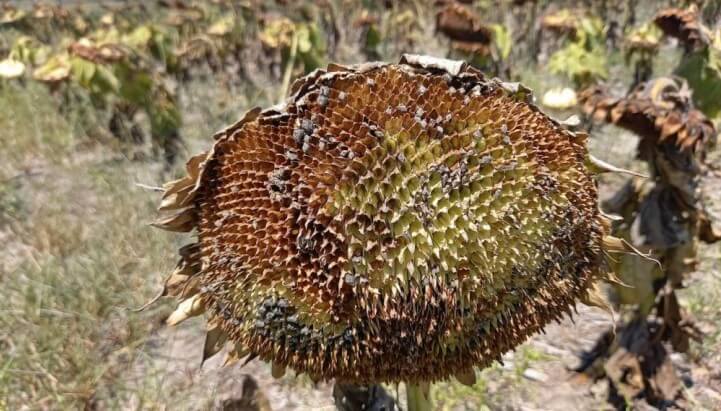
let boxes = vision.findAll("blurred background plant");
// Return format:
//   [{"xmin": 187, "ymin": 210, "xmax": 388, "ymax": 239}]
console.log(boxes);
[
  {"xmin": 575, "ymin": 4, "xmax": 721, "ymax": 408},
  {"xmin": 547, "ymin": 14, "xmax": 608, "ymax": 89}
]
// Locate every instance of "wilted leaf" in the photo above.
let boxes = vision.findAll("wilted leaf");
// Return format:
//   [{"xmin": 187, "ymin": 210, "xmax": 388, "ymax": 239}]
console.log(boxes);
[
  {"xmin": 675, "ymin": 35, "xmax": 721, "ymax": 118},
  {"xmin": 33, "ymin": 54, "xmax": 71, "ymax": 83}
]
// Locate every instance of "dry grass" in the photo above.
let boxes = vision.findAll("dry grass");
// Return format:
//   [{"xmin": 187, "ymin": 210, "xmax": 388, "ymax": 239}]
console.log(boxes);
[
  {"xmin": 0, "ymin": 65, "xmax": 283, "ymax": 408},
  {"xmin": 0, "ymin": 83, "xmax": 179, "ymax": 408}
]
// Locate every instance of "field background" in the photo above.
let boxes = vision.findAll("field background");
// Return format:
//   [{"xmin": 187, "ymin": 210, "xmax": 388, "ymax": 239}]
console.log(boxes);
[{"xmin": 1, "ymin": 1, "xmax": 721, "ymax": 410}]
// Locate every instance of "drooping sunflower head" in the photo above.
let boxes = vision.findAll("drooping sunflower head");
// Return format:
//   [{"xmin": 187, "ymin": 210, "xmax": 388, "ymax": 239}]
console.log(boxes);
[
  {"xmin": 654, "ymin": 6, "xmax": 711, "ymax": 51},
  {"xmin": 153, "ymin": 55, "xmax": 622, "ymax": 384},
  {"xmin": 580, "ymin": 77, "xmax": 716, "ymax": 154}
]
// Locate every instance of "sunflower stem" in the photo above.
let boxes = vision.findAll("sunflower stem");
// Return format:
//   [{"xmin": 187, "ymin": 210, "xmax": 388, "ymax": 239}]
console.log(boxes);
[
  {"xmin": 406, "ymin": 382, "xmax": 432, "ymax": 411},
  {"xmin": 278, "ymin": 29, "xmax": 299, "ymax": 103}
]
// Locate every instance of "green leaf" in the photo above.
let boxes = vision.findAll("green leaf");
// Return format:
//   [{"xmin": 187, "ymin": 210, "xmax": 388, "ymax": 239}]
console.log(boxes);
[
  {"xmin": 295, "ymin": 23, "xmax": 326, "ymax": 72},
  {"xmin": 296, "ymin": 25, "xmax": 312, "ymax": 54},
  {"xmin": 308, "ymin": 24, "xmax": 326, "ymax": 51},
  {"xmin": 490, "ymin": 24, "xmax": 512, "ymax": 61},
  {"xmin": 148, "ymin": 92, "xmax": 182, "ymax": 137},
  {"xmin": 94, "ymin": 64, "xmax": 120, "ymax": 94},
  {"xmin": 70, "ymin": 57, "xmax": 97, "ymax": 87},
  {"xmin": 124, "ymin": 26, "xmax": 153, "ymax": 49},
  {"xmin": 116, "ymin": 65, "xmax": 153, "ymax": 105},
  {"xmin": 9, "ymin": 36, "xmax": 50, "ymax": 66},
  {"xmin": 676, "ymin": 50, "xmax": 721, "ymax": 119},
  {"xmin": 548, "ymin": 42, "xmax": 607, "ymax": 87},
  {"xmin": 365, "ymin": 25, "xmax": 381, "ymax": 50}
]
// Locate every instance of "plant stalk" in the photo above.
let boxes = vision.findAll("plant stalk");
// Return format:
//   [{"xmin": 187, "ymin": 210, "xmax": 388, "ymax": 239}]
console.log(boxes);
[
  {"xmin": 278, "ymin": 30, "xmax": 299, "ymax": 104},
  {"xmin": 406, "ymin": 382, "xmax": 432, "ymax": 411}
]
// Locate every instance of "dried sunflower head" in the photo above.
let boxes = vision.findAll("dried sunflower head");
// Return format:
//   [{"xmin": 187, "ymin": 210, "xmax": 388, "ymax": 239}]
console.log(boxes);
[
  {"xmin": 435, "ymin": 3, "xmax": 493, "ymax": 56},
  {"xmin": 580, "ymin": 77, "xmax": 716, "ymax": 155},
  {"xmin": 580, "ymin": 77, "xmax": 718, "ymax": 241},
  {"xmin": 153, "ymin": 55, "xmax": 623, "ymax": 384},
  {"xmin": 540, "ymin": 8, "xmax": 581, "ymax": 37},
  {"xmin": 654, "ymin": 6, "xmax": 711, "ymax": 51}
]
